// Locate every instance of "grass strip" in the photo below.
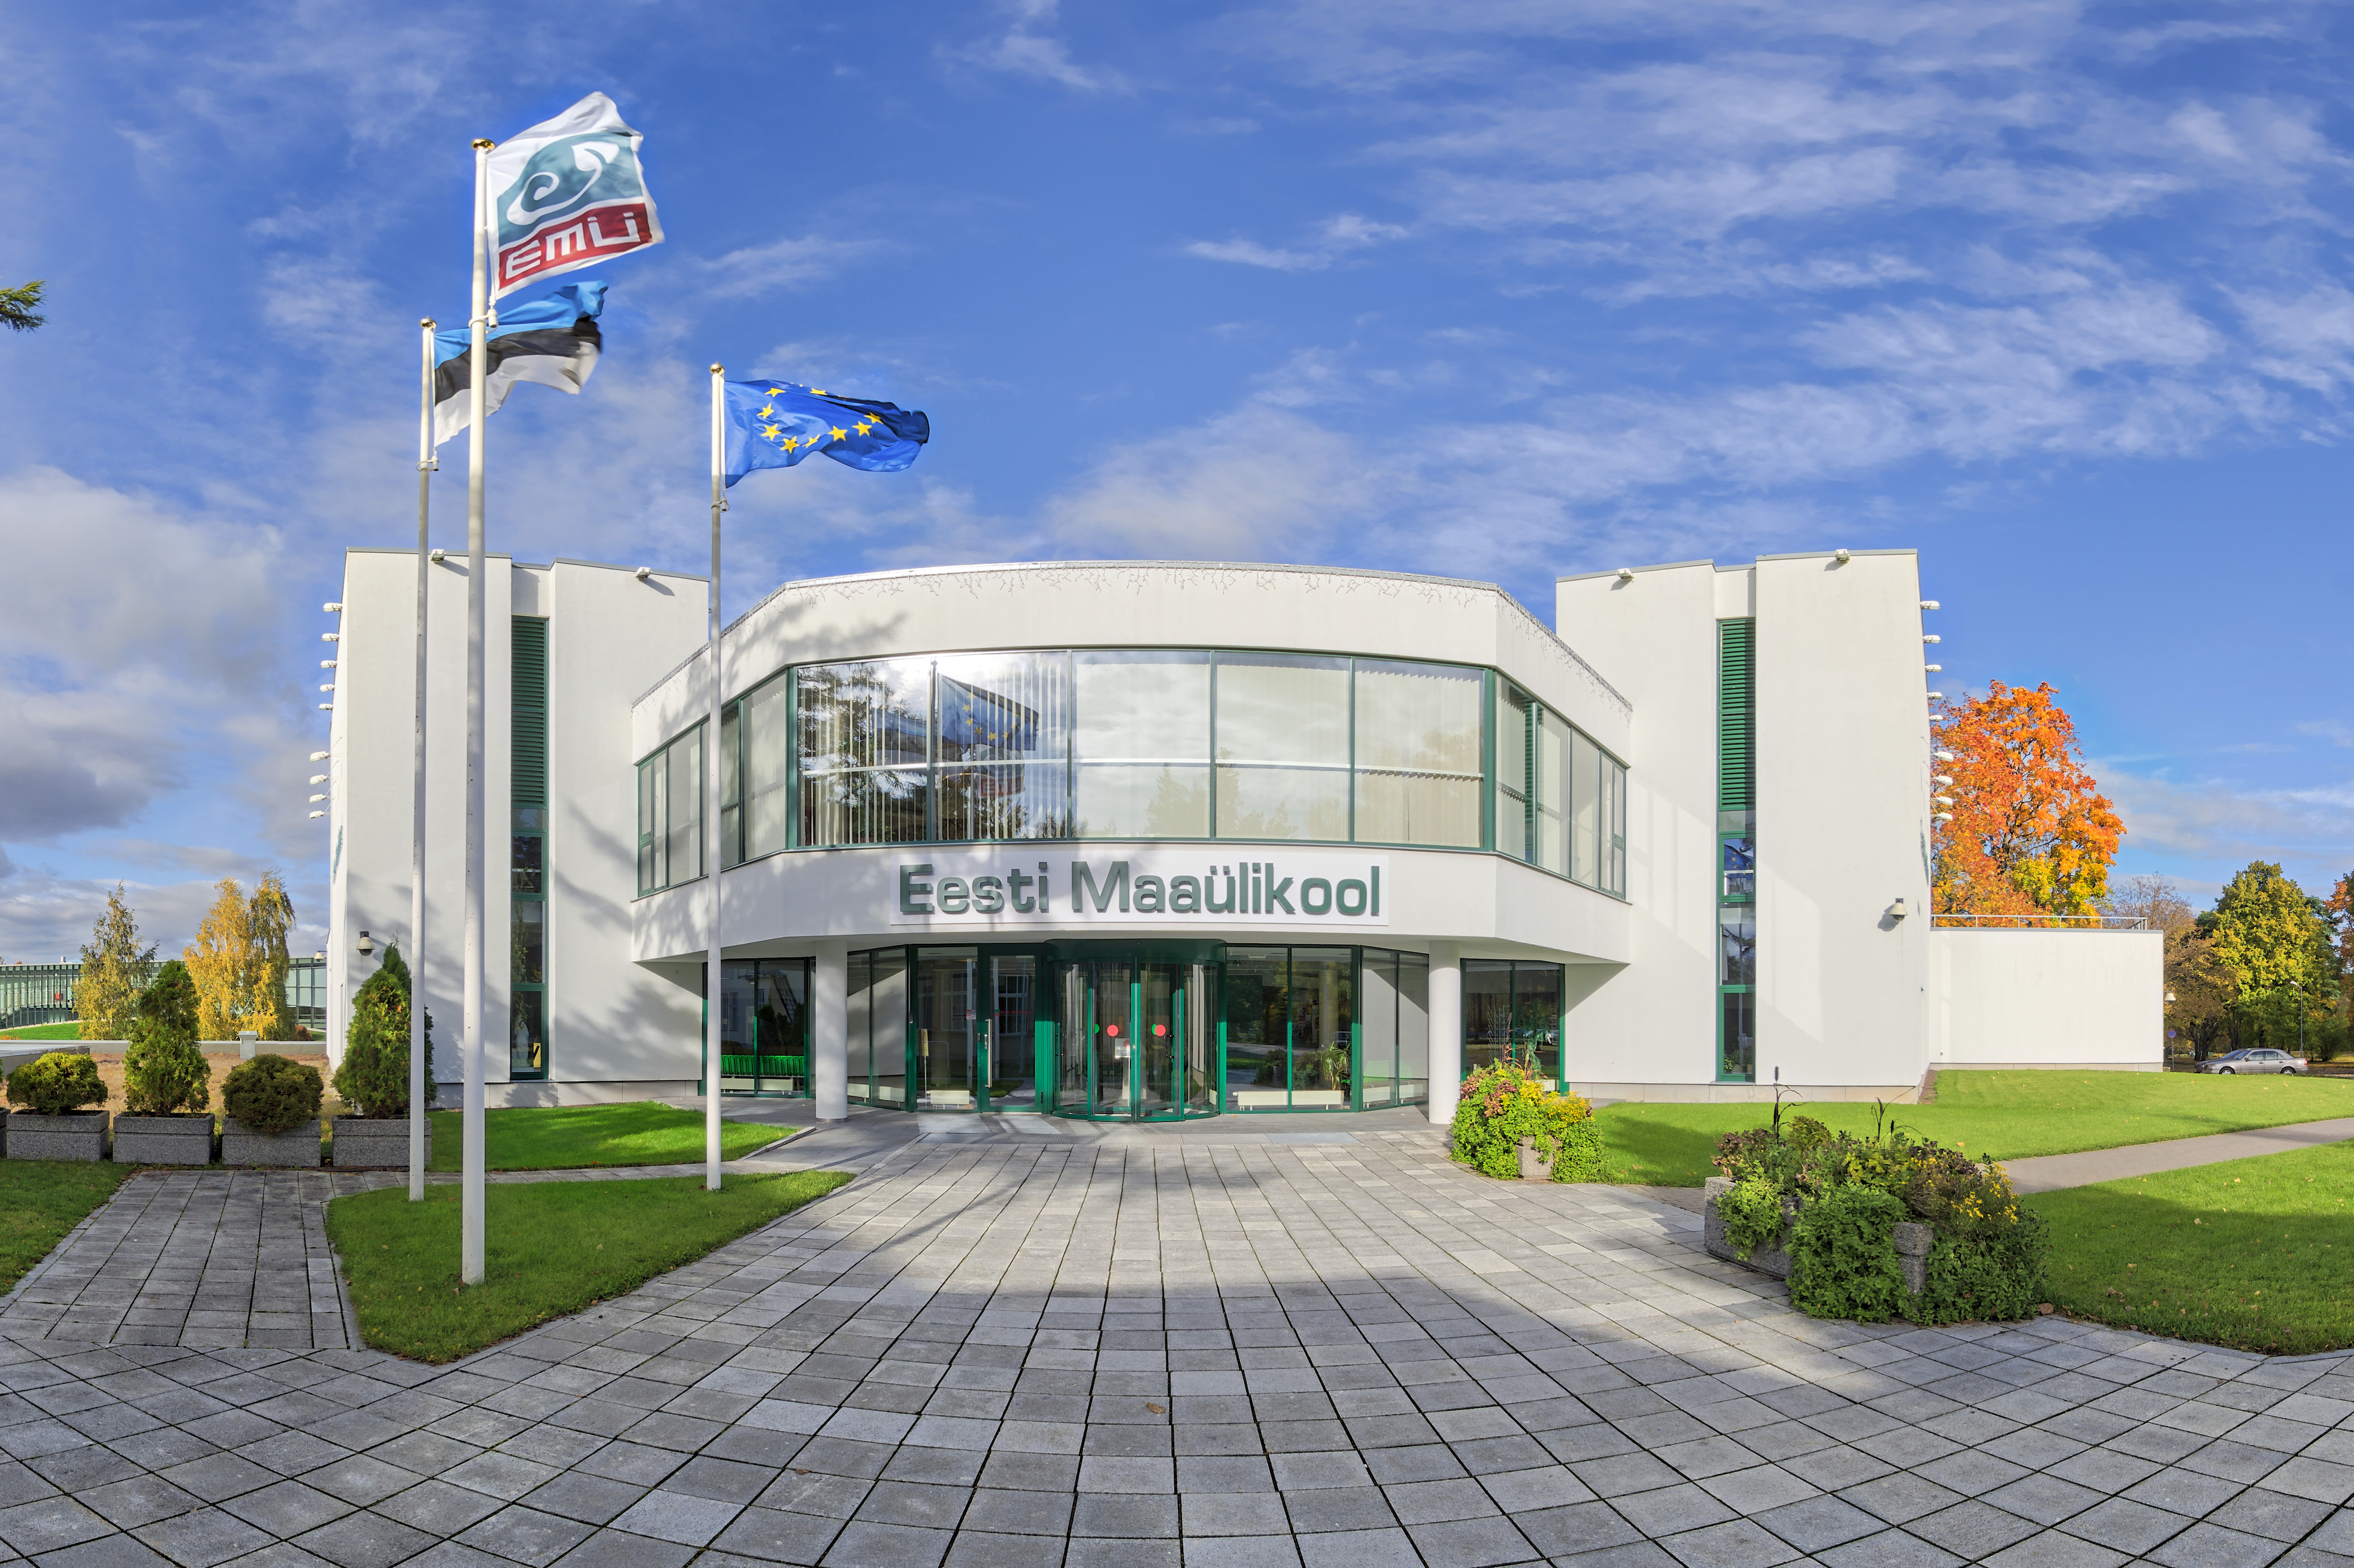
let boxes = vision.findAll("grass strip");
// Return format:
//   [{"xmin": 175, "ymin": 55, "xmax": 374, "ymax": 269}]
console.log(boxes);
[
  {"xmin": 423, "ymin": 1102, "xmax": 791, "ymax": 1171},
  {"xmin": 0, "ymin": 1161, "xmax": 139, "ymax": 1295},
  {"xmin": 0, "ymin": 1022, "xmax": 88, "ymax": 1042},
  {"xmin": 1595, "ymin": 1070, "xmax": 2354, "ymax": 1186},
  {"xmin": 326, "ymin": 1170, "xmax": 853, "ymax": 1362},
  {"xmin": 2025, "ymin": 1140, "xmax": 2354, "ymax": 1355}
]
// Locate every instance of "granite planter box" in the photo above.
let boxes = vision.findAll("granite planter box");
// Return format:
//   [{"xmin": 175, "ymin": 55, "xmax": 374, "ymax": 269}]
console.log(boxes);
[
  {"xmin": 6, "ymin": 1110, "xmax": 109, "ymax": 1162},
  {"xmin": 221, "ymin": 1119, "xmax": 321, "ymax": 1168},
  {"xmin": 331, "ymin": 1117, "xmax": 428, "ymax": 1170},
  {"xmin": 1703, "ymin": 1176, "xmax": 1795, "ymax": 1277},
  {"xmin": 1517, "ymin": 1136, "xmax": 1554, "ymax": 1180},
  {"xmin": 112, "ymin": 1114, "xmax": 215, "ymax": 1166}
]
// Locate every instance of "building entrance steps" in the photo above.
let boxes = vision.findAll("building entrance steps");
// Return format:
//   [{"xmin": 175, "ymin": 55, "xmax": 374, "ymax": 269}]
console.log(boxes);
[{"xmin": 5, "ymin": 1124, "xmax": 2354, "ymax": 1568}]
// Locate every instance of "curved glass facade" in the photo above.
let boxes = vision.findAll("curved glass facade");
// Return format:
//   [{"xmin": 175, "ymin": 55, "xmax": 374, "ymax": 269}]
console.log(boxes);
[{"xmin": 637, "ymin": 646, "xmax": 1627, "ymax": 899}]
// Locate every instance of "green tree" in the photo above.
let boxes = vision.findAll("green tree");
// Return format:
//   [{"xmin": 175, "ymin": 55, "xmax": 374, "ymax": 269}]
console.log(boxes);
[
  {"xmin": 77, "ymin": 883, "xmax": 157, "ymax": 1042},
  {"xmin": 334, "ymin": 944, "xmax": 435, "ymax": 1119},
  {"xmin": 2208, "ymin": 862, "xmax": 2338, "ymax": 1048},
  {"xmin": 0, "ymin": 281, "xmax": 43, "ymax": 333},
  {"xmin": 124, "ymin": 961, "xmax": 209, "ymax": 1115}
]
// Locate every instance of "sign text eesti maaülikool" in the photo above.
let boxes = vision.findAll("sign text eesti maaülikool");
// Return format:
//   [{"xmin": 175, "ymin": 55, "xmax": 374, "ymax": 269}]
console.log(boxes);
[{"xmin": 890, "ymin": 852, "xmax": 1390, "ymax": 927}]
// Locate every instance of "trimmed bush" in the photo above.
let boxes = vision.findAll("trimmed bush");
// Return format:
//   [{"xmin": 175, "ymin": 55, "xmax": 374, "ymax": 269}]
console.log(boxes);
[
  {"xmin": 1912, "ymin": 1215, "xmax": 2052, "ymax": 1327},
  {"xmin": 124, "ymin": 960, "xmax": 209, "ymax": 1116},
  {"xmin": 222, "ymin": 1053, "xmax": 321, "ymax": 1134},
  {"xmin": 1788, "ymin": 1185, "xmax": 1909, "ymax": 1323},
  {"xmin": 334, "ymin": 944, "xmax": 435, "ymax": 1119},
  {"xmin": 6, "ymin": 1052, "xmax": 105, "ymax": 1116},
  {"xmin": 1717, "ymin": 1175, "xmax": 1786, "ymax": 1259},
  {"xmin": 1450, "ymin": 1060, "xmax": 1602, "ymax": 1181}
]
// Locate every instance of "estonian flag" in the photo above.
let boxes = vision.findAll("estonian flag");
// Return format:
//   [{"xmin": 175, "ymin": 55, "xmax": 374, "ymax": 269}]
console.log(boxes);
[{"xmin": 433, "ymin": 281, "xmax": 607, "ymax": 446}]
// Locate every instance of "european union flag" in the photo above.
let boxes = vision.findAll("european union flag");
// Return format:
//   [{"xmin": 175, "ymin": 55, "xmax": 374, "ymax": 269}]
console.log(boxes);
[{"xmin": 723, "ymin": 377, "xmax": 929, "ymax": 486}]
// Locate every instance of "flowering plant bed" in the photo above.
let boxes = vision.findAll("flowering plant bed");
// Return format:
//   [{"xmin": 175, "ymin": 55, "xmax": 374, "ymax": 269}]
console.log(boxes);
[
  {"xmin": 1708, "ymin": 1108, "xmax": 2047, "ymax": 1325},
  {"xmin": 1450, "ymin": 1053, "xmax": 1602, "ymax": 1181}
]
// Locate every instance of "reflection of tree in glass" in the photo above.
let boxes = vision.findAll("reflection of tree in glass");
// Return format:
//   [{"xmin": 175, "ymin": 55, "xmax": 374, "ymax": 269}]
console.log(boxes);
[
  {"xmin": 798, "ymin": 663, "xmax": 928, "ymax": 844},
  {"xmin": 1145, "ymin": 769, "xmax": 1208, "ymax": 836}
]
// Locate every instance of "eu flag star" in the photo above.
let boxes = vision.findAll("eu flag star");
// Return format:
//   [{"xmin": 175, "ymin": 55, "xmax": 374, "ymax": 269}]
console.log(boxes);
[{"xmin": 829, "ymin": 425, "xmax": 847, "ymax": 441}]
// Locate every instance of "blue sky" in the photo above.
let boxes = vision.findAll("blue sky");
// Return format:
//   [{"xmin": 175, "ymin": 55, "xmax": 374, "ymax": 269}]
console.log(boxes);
[{"xmin": 4, "ymin": 0, "xmax": 2352, "ymax": 959}]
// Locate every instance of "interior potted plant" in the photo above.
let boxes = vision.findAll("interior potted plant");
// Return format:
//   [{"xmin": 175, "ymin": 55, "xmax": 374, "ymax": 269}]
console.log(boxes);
[
  {"xmin": 5, "ymin": 1050, "xmax": 110, "ymax": 1161},
  {"xmin": 221, "ymin": 1053, "xmax": 324, "ymax": 1167},
  {"xmin": 330, "ymin": 944, "xmax": 434, "ymax": 1169},
  {"xmin": 113, "ymin": 961, "xmax": 215, "ymax": 1165}
]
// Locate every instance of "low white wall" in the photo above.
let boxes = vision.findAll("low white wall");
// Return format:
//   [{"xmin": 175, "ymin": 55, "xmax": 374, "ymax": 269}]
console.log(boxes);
[{"xmin": 1928, "ymin": 927, "xmax": 2163, "ymax": 1070}]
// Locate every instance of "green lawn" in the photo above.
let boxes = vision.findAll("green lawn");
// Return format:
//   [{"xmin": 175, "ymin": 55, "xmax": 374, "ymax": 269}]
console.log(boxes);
[
  {"xmin": 0, "ymin": 1161, "xmax": 138, "ymax": 1295},
  {"xmin": 2027, "ymin": 1141, "xmax": 2354, "ymax": 1354},
  {"xmin": 326, "ymin": 1170, "xmax": 853, "ymax": 1361},
  {"xmin": 1595, "ymin": 1070, "xmax": 2354, "ymax": 1186},
  {"xmin": 423, "ymin": 1102, "xmax": 791, "ymax": 1171},
  {"xmin": 0, "ymin": 1022, "xmax": 86, "ymax": 1042}
]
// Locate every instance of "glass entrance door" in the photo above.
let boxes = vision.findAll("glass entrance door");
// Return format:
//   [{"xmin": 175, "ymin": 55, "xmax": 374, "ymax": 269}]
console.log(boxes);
[{"xmin": 1051, "ymin": 954, "xmax": 1217, "ymax": 1121}]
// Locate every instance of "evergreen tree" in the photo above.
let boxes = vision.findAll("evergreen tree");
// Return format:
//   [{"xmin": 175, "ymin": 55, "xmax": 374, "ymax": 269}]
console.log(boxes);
[
  {"xmin": 334, "ymin": 944, "xmax": 435, "ymax": 1119},
  {"xmin": 0, "ymin": 281, "xmax": 43, "ymax": 333},
  {"xmin": 124, "ymin": 961, "xmax": 209, "ymax": 1115},
  {"xmin": 77, "ymin": 884, "xmax": 156, "ymax": 1042}
]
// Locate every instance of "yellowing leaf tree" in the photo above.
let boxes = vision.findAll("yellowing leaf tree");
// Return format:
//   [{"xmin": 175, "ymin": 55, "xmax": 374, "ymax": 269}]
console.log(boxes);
[
  {"xmin": 1931, "ymin": 681, "xmax": 2123, "ymax": 921},
  {"xmin": 77, "ymin": 884, "xmax": 157, "ymax": 1041},
  {"xmin": 183, "ymin": 872, "xmax": 298, "ymax": 1040}
]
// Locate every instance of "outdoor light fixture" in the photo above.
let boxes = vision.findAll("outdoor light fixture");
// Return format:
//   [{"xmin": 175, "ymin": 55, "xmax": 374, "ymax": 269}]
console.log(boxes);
[
  {"xmin": 1923, "ymin": 634, "xmax": 1940, "ymax": 644},
  {"xmin": 320, "ymin": 660, "xmax": 337, "ymax": 669},
  {"xmin": 431, "ymin": 549, "xmax": 446, "ymax": 563},
  {"xmin": 1925, "ymin": 663, "xmax": 1942, "ymax": 672},
  {"xmin": 2165, "ymin": 990, "xmax": 2177, "ymax": 1004},
  {"xmin": 309, "ymin": 810, "xmax": 325, "ymax": 819},
  {"xmin": 1933, "ymin": 795, "xmax": 1954, "ymax": 807},
  {"xmin": 634, "ymin": 566, "xmax": 653, "ymax": 581},
  {"xmin": 315, "ymin": 951, "xmax": 326, "ymax": 962},
  {"xmin": 311, "ymin": 751, "xmax": 330, "ymax": 761},
  {"xmin": 1920, "ymin": 599, "xmax": 1940, "ymax": 610},
  {"xmin": 322, "ymin": 631, "xmax": 340, "ymax": 642},
  {"xmin": 1933, "ymin": 812, "xmax": 1952, "ymax": 823},
  {"xmin": 319, "ymin": 684, "xmax": 335, "ymax": 693},
  {"xmin": 1934, "ymin": 750, "xmax": 1956, "ymax": 763},
  {"xmin": 311, "ymin": 774, "xmax": 328, "ymax": 785},
  {"xmin": 1615, "ymin": 568, "xmax": 1635, "ymax": 583},
  {"xmin": 317, "ymin": 703, "xmax": 333, "ymax": 711},
  {"xmin": 1927, "ymin": 691, "xmax": 1944, "ymax": 701},
  {"xmin": 1888, "ymin": 898, "xmax": 1909, "ymax": 921},
  {"xmin": 323, "ymin": 602, "xmax": 342, "ymax": 612},
  {"xmin": 357, "ymin": 931, "xmax": 374, "ymax": 957},
  {"xmin": 1933, "ymin": 774, "xmax": 1953, "ymax": 787},
  {"xmin": 309, "ymin": 794, "xmax": 326, "ymax": 803}
]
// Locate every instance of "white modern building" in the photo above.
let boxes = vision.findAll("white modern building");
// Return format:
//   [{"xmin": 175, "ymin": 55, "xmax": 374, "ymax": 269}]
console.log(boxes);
[{"xmin": 320, "ymin": 549, "xmax": 2160, "ymax": 1120}]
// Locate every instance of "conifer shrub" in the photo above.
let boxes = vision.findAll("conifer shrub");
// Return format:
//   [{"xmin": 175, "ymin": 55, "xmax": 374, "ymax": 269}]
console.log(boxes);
[
  {"xmin": 222, "ymin": 1053, "xmax": 322, "ymax": 1134},
  {"xmin": 124, "ymin": 960, "xmax": 210, "ymax": 1116},
  {"xmin": 1450, "ymin": 1054, "xmax": 1602, "ymax": 1181},
  {"xmin": 333, "ymin": 945, "xmax": 435, "ymax": 1119},
  {"xmin": 5, "ymin": 1052, "xmax": 106, "ymax": 1117}
]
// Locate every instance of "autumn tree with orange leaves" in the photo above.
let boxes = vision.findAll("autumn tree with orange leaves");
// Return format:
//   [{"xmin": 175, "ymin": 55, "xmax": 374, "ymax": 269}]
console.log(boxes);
[{"xmin": 1931, "ymin": 682, "xmax": 2123, "ymax": 921}]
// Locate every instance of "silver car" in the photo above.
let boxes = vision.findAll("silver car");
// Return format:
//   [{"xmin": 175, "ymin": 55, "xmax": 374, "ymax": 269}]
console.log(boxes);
[{"xmin": 2199, "ymin": 1047, "xmax": 2308, "ymax": 1075}]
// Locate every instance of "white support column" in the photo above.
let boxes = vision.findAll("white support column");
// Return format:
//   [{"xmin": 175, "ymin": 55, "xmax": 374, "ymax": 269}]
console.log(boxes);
[
  {"xmin": 1426, "ymin": 942, "xmax": 1463, "ymax": 1125},
  {"xmin": 813, "ymin": 941, "xmax": 849, "ymax": 1122}
]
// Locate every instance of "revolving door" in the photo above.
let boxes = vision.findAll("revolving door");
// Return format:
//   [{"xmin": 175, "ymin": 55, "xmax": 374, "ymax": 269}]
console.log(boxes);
[{"xmin": 1047, "ymin": 946, "xmax": 1220, "ymax": 1121}]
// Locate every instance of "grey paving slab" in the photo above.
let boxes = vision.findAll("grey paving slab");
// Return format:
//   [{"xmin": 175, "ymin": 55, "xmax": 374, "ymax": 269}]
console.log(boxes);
[{"xmin": 0, "ymin": 1124, "xmax": 2350, "ymax": 1568}]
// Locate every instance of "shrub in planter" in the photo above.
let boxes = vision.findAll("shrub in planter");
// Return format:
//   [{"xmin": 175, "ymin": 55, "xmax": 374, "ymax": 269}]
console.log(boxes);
[
  {"xmin": 1788, "ymin": 1185, "xmax": 1909, "ymax": 1323},
  {"xmin": 1450, "ymin": 1058, "xmax": 1602, "ymax": 1181},
  {"xmin": 1716, "ymin": 1176, "xmax": 1788, "ymax": 1260},
  {"xmin": 6, "ymin": 1051, "xmax": 105, "ymax": 1116},
  {"xmin": 124, "ymin": 960, "xmax": 209, "ymax": 1115},
  {"xmin": 333, "ymin": 944, "xmax": 435, "ymax": 1119},
  {"xmin": 223, "ymin": 1053, "xmax": 322, "ymax": 1134}
]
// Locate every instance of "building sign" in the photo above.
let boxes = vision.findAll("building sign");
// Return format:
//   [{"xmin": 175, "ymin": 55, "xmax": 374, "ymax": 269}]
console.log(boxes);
[{"xmin": 889, "ymin": 851, "xmax": 1390, "ymax": 929}]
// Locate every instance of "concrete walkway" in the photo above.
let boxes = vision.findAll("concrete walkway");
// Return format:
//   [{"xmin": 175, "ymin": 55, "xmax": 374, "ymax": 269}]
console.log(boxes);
[
  {"xmin": 5, "ymin": 1125, "xmax": 2354, "ymax": 1568},
  {"xmin": 2004, "ymin": 1116, "xmax": 2354, "ymax": 1195}
]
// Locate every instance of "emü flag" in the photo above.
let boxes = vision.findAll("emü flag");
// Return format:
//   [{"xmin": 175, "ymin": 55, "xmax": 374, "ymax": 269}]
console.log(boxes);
[
  {"xmin": 433, "ymin": 281, "xmax": 607, "ymax": 446},
  {"xmin": 488, "ymin": 92, "xmax": 661, "ymax": 300},
  {"xmin": 724, "ymin": 379, "xmax": 930, "ymax": 486}
]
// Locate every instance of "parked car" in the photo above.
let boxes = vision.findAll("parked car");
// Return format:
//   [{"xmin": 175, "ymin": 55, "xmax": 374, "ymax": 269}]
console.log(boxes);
[{"xmin": 2199, "ymin": 1047, "xmax": 2307, "ymax": 1075}]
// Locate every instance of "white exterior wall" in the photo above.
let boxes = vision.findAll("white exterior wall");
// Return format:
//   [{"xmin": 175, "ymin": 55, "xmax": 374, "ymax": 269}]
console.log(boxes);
[
  {"xmin": 325, "ymin": 550, "xmax": 704, "ymax": 1103},
  {"xmin": 1929, "ymin": 928, "xmax": 2163, "ymax": 1070},
  {"xmin": 1752, "ymin": 551, "xmax": 1933, "ymax": 1093}
]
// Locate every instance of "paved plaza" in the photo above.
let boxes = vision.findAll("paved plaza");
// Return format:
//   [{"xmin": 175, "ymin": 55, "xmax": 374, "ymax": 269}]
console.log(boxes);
[{"xmin": 5, "ymin": 1120, "xmax": 2354, "ymax": 1568}]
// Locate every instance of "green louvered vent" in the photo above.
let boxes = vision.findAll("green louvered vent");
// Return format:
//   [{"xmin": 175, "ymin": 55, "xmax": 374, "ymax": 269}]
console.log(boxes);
[
  {"xmin": 512, "ymin": 618, "xmax": 549, "ymax": 806},
  {"xmin": 1718, "ymin": 619, "xmax": 1755, "ymax": 813}
]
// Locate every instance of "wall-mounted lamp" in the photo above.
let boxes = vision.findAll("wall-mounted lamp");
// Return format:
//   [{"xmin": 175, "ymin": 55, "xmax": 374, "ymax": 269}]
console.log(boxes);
[
  {"xmin": 1923, "ymin": 634, "xmax": 1940, "ymax": 644},
  {"xmin": 1933, "ymin": 774, "xmax": 1953, "ymax": 787},
  {"xmin": 431, "ymin": 549, "xmax": 447, "ymax": 564},
  {"xmin": 309, "ymin": 809, "xmax": 325, "ymax": 819},
  {"xmin": 309, "ymin": 793, "xmax": 326, "ymax": 803},
  {"xmin": 315, "ymin": 951, "xmax": 327, "ymax": 962},
  {"xmin": 1833, "ymin": 549, "xmax": 1852, "ymax": 564},
  {"xmin": 322, "ymin": 631, "xmax": 340, "ymax": 642},
  {"xmin": 1614, "ymin": 568, "xmax": 1635, "ymax": 583},
  {"xmin": 1920, "ymin": 599, "xmax": 1940, "ymax": 610},
  {"xmin": 318, "ymin": 684, "xmax": 335, "ymax": 694},
  {"xmin": 323, "ymin": 602, "xmax": 343, "ymax": 613},
  {"xmin": 1887, "ymin": 898, "xmax": 1909, "ymax": 921},
  {"xmin": 317, "ymin": 703, "xmax": 333, "ymax": 711},
  {"xmin": 1933, "ymin": 750, "xmax": 1955, "ymax": 763},
  {"xmin": 1932, "ymin": 812, "xmax": 1953, "ymax": 823},
  {"xmin": 356, "ymin": 930, "xmax": 374, "ymax": 958},
  {"xmin": 1927, "ymin": 691, "xmax": 1944, "ymax": 701},
  {"xmin": 2164, "ymin": 990, "xmax": 2177, "ymax": 1005},
  {"xmin": 1925, "ymin": 663, "xmax": 1942, "ymax": 673},
  {"xmin": 311, "ymin": 750, "xmax": 330, "ymax": 762},
  {"xmin": 634, "ymin": 565, "xmax": 654, "ymax": 581}
]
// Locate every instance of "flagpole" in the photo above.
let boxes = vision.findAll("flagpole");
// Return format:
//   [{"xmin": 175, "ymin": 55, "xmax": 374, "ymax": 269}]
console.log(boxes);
[
  {"xmin": 705, "ymin": 363, "xmax": 726, "ymax": 1192},
  {"xmin": 462, "ymin": 136, "xmax": 494, "ymax": 1284},
  {"xmin": 412, "ymin": 318, "xmax": 436, "ymax": 1204}
]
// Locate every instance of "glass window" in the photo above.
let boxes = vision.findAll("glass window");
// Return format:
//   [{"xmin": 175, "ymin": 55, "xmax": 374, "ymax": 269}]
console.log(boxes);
[
  {"xmin": 1288, "ymin": 948, "xmax": 1354, "ymax": 1108},
  {"xmin": 1353, "ymin": 660, "xmax": 1483, "ymax": 847},
  {"xmin": 1722, "ymin": 990, "xmax": 1756, "ymax": 1080},
  {"xmin": 720, "ymin": 704, "xmax": 742, "ymax": 868},
  {"xmin": 799, "ymin": 660, "xmax": 929, "ymax": 846},
  {"xmin": 1396, "ymin": 951, "xmax": 1430, "ymax": 1104},
  {"xmin": 1075, "ymin": 650, "xmax": 1210, "ymax": 837},
  {"xmin": 1464, "ymin": 960, "xmax": 1513, "ymax": 1073},
  {"xmin": 511, "ymin": 832, "xmax": 542, "ymax": 896},
  {"xmin": 1570, "ymin": 729, "xmax": 1601, "ymax": 885},
  {"xmin": 1222, "ymin": 947, "xmax": 1289, "ymax": 1110},
  {"xmin": 913, "ymin": 947, "xmax": 980, "ymax": 1109},
  {"xmin": 665, "ymin": 728, "xmax": 702, "ymax": 884},
  {"xmin": 1359, "ymin": 951, "xmax": 1397, "ymax": 1105},
  {"xmin": 742, "ymin": 675, "xmax": 792, "ymax": 860},
  {"xmin": 1721, "ymin": 909, "xmax": 1756, "ymax": 986},
  {"xmin": 1535, "ymin": 707, "xmax": 1570, "ymax": 875},
  {"xmin": 1606, "ymin": 755, "xmax": 1627, "ymax": 895},
  {"xmin": 1722, "ymin": 837, "xmax": 1755, "ymax": 901},
  {"xmin": 935, "ymin": 653, "xmax": 1073, "ymax": 841},
  {"xmin": 636, "ymin": 747, "xmax": 663, "ymax": 893},
  {"xmin": 1513, "ymin": 963, "xmax": 1563, "ymax": 1086},
  {"xmin": 509, "ymin": 990, "xmax": 544, "ymax": 1076},
  {"xmin": 1494, "ymin": 684, "xmax": 1530, "ymax": 861},
  {"xmin": 1215, "ymin": 653, "xmax": 1349, "ymax": 841},
  {"xmin": 847, "ymin": 948, "xmax": 907, "ymax": 1106}
]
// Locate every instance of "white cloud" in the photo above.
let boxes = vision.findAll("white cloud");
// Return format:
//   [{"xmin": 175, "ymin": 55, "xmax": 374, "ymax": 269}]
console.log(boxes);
[
  {"xmin": 2098, "ymin": 762, "xmax": 2354, "ymax": 891},
  {"xmin": 693, "ymin": 234, "xmax": 892, "ymax": 301},
  {"xmin": 957, "ymin": 0, "xmax": 1131, "ymax": 94},
  {"xmin": 1185, "ymin": 213, "xmax": 1409, "ymax": 272}
]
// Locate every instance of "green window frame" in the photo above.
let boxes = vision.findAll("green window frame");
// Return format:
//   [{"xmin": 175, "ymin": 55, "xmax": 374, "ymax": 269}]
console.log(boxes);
[
  {"xmin": 635, "ymin": 722, "xmax": 705, "ymax": 895},
  {"xmin": 1717, "ymin": 617, "xmax": 1756, "ymax": 1084}
]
